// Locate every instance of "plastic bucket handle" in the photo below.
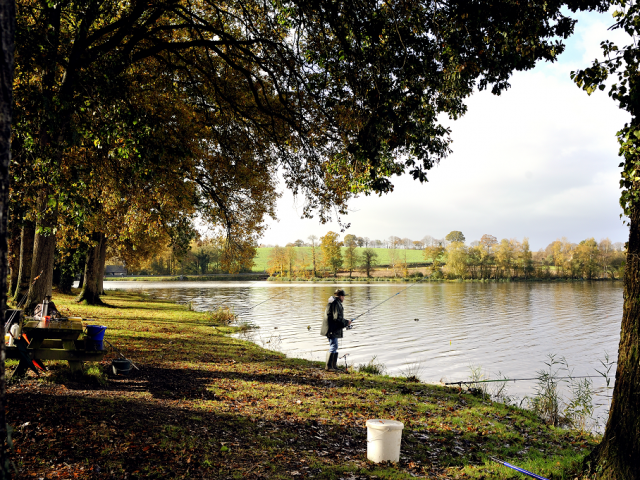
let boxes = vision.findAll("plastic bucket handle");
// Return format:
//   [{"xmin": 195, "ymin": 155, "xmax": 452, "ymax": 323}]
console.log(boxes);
[{"xmin": 85, "ymin": 325, "xmax": 107, "ymax": 341}]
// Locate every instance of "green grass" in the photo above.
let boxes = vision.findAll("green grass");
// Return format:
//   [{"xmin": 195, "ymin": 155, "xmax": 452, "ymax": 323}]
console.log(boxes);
[
  {"xmin": 253, "ymin": 247, "xmax": 428, "ymax": 272},
  {"xmin": 6, "ymin": 290, "xmax": 599, "ymax": 479}
]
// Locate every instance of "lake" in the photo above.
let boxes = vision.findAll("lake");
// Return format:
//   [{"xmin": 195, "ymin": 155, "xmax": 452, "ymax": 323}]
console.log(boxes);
[{"xmin": 104, "ymin": 280, "xmax": 622, "ymax": 424}]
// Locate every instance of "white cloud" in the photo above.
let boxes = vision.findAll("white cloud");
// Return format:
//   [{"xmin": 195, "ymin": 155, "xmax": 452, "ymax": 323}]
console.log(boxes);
[{"xmin": 260, "ymin": 10, "xmax": 631, "ymax": 249}]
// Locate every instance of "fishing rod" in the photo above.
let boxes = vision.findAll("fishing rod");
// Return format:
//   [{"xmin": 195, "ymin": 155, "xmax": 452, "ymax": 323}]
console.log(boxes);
[
  {"xmin": 5, "ymin": 271, "xmax": 43, "ymax": 335},
  {"xmin": 236, "ymin": 290, "xmax": 286, "ymax": 315},
  {"xmin": 445, "ymin": 375, "xmax": 607, "ymax": 386},
  {"xmin": 347, "ymin": 281, "xmax": 421, "ymax": 329},
  {"xmin": 103, "ymin": 338, "xmax": 140, "ymax": 370},
  {"xmin": 202, "ymin": 280, "xmax": 264, "ymax": 312},
  {"xmin": 490, "ymin": 457, "xmax": 548, "ymax": 480}
]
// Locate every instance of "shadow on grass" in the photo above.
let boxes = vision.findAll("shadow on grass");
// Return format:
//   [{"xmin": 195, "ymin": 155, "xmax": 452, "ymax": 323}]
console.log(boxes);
[
  {"xmin": 9, "ymin": 381, "xmax": 566, "ymax": 479},
  {"xmin": 6, "ymin": 390, "xmax": 404, "ymax": 479},
  {"xmin": 55, "ymin": 363, "xmax": 423, "ymax": 401}
]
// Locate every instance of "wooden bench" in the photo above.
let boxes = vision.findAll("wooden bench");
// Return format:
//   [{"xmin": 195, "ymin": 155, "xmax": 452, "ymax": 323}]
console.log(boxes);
[{"xmin": 6, "ymin": 318, "xmax": 105, "ymax": 377}]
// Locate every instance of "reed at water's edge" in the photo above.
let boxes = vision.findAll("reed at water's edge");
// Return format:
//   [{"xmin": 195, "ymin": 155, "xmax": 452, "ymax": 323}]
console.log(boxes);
[{"xmin": 6, "ymin": 289, "xmax": 601, "ymax": 479}]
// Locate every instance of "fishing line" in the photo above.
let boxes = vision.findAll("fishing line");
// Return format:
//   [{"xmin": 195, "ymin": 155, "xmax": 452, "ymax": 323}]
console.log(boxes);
[
  {"xmin": 4, "ymin": 271, "xmax": 43, "ymax": 336},
  {"xmin": 445, "ymin": 375, "xmax": 610, "ymax": 386},
  {"xmin": 197, "ymin": 279, "xmax": 265, "ymax": 315},
  {"xmin": 236, "ymin": 290, "xmax": 286, "ymax": 316},
  {"xmin": 347, "ymin": 281, "xmax": 422, "ymax": 329}
]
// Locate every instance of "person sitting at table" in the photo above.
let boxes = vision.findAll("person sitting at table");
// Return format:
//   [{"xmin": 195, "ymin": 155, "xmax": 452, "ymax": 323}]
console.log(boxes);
[{"xmin": 33, "ymin": 296, "xmax": 60, "ymax": 319}]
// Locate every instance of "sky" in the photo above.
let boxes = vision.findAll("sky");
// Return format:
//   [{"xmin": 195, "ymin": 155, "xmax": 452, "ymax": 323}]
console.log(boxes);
[{"xmin": 258, "ymin": 9, "xmax": 631, "ymax": 251}]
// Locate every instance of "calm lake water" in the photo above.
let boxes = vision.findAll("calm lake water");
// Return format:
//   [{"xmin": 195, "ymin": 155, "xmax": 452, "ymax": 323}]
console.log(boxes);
[{"xmin": 104, "ymin": 280, "xmax": 622, "ymax": 422}]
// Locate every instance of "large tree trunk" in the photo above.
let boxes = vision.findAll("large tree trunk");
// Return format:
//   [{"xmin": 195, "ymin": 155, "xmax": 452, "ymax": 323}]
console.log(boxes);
[
  {"xmin": 12, "ymin": 220, "xmax": 33, "ymax": 303},
  {"xmin": 0, "ymin": 0, "xmax": 15, "ymax": 476},
  {"xmin": 586, "ymin": 204, "xmax": 640, "ymax": 479},
  {"xmin": 97, "ymin": 236, "xmax": 107, "ymax": 295},
  {"xmin": 55, "ymin": 247, "xmax": 81, "ymax": 295},
  {"xmin": 24, "ymin": 191, "xmax": 57, "ymax": 312},
  {"xmin": 77, "ymin": 255, "xmax": 85, "ymax": 290},
  {"xmin": 77, "ymin": 232, "xmax": 104, "ymax": 304}
]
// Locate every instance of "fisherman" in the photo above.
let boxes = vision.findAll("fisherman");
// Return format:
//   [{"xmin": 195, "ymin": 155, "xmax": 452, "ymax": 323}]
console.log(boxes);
[{"xmin": 320, "ymin": 288, "xmax": 351, "ymax": 371}]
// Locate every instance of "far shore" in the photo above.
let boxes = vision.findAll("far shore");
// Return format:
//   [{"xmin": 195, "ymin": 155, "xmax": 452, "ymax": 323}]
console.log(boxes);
[{"xmin": 103, "ymin": 273, "xmax": 622, "ymax": 283}]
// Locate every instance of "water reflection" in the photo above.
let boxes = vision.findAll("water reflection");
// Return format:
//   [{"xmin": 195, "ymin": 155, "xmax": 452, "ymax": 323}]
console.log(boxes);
[{"xmin": 104, "ymin": 280, "xmax": 621, "ymax": 410}]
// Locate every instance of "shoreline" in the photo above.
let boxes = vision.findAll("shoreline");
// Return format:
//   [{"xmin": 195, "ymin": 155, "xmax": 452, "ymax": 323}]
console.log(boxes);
[
  {"xmin": 7, "ymin": 289, "xmax": 599, "ymax": 479},
  {"xmin": 104, "ymin": 274, "xmax": 623, "ymax": 284}
]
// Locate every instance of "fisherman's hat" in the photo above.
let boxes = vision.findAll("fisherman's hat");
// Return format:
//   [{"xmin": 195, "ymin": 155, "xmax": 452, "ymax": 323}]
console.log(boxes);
[{"xmin": 334, "ymin": 289, "xmax": 347, "ymax": 297}]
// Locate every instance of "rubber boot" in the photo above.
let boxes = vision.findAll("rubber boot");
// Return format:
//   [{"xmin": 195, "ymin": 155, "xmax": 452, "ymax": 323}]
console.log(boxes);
[
  {"xmin": 331, "ymin": 352, "xmax": 340, "ymax": 371},
  {"xmin": 325, "ymin": 352, "xmax": 333, "ymax": 371}
]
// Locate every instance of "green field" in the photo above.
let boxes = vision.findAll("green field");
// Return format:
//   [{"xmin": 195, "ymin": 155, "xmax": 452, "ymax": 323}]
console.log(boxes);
[{"xmin": 253, "ymin": 247, "xmax": 427, "ymax": 272}]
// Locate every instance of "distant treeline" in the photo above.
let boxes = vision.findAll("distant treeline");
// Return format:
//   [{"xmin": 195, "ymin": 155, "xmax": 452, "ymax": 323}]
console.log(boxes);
[
  {"xmin": 124, "ymin": 237, "xmax": 253, "ymax": 276},
  {"xmin": 121, "ymin": 231, "xmax": 626, "ymax": 281},
  {"xmin": 259, "ymin": 232, "xmax": 626, "ymax": 280}
]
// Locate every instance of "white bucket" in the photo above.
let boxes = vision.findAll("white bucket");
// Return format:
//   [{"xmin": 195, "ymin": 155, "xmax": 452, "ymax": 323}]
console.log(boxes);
[
  {"xmin": 7, "ymin": 324, "xmax": 20, "ymax": 346},
  {"xmin": 366, "ymin": 419, "xmax": 404, "ymax": 463}
]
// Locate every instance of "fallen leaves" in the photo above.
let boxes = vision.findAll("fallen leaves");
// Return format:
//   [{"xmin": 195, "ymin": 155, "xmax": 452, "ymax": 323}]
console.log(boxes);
[{"xmin": 5, "ymin": 290, "xmax": 599, "ymax": 480}]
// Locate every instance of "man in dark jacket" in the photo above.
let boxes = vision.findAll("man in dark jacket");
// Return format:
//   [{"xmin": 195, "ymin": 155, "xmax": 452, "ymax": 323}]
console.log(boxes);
[{"xmin": 320, "ymin": 288, "xmax": 351, "ymax": 371}]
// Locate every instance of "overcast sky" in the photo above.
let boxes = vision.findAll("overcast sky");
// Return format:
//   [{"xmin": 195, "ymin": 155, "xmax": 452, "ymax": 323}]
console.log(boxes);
[{"xmin": 259, "ymin": 9, "xmax": 631, "ymax": 251}]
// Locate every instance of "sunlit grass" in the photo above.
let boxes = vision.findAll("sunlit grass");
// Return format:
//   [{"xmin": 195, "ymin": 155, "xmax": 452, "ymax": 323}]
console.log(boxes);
[{"xmin": 5, "ymin": 289, "xmax": 599, "ymax": 479}]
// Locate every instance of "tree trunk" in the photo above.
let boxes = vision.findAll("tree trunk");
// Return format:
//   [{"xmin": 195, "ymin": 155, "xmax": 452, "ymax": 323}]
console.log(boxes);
[
  {"xmin": 24, "ymin": 191, "xmax": 57, "ymax": 313},
  {"xmin": 56, "ymin": 263, "xmax": 75, "ymax": 294},
  {"xmin": 0, "ymin": 0, "xmax": 15, "ymax": 476},
  {"xmin": 77, "ymin": 232, "xmax": 103, "ymax": 304},
  {"xmin": 12, "ymin": 220, "xmax": 33, "ymax": 303},
  {"xmin": 77, "ymin": 259, "xmax": 85, "ymax": 289},
  {"xmin": 6, "ymin": 223, "xmax": 19, "ymax": 298},
  {"xmin": 55, "ymin": 247, "xmax": 81, "ymax": 295},
  {"xmin": 97, "ymin": 235, "xmax": 107, "ymax": 295},
  {"xmin": 586, "ymin": 204, "xmax": 640, "ymax": 479}
]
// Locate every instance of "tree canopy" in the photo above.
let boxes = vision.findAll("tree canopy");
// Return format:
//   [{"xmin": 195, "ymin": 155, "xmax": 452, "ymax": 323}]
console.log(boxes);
[
  {"xmin": 7, "ymin": 0, "xmax": 611, "ymax": 306},
  {"xmin": 445, "ymin": 231, "xmax": 465, "ymax": 243}
]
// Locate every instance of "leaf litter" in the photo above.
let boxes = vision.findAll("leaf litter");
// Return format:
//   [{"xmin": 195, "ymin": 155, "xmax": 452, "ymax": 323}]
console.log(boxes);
[{"xmin": 7, "ymin": 290, "xmax": 598, "ymax": 479}]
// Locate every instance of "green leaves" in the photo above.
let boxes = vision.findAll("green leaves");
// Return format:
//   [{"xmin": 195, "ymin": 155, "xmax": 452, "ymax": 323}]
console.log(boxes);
[{"xmin": 571, "ymin": 1, "xmax": 640, "ymax": 217}]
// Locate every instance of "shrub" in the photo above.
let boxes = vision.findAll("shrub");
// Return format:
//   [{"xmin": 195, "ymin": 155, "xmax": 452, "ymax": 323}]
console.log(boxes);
[
  {"xmin": 357, "ymin": 356, "xmax": 386, "ymax": 375},
  {"xmin": 529, "ymin": 354, "xmax": 562, "ymax": 426},
  {"xmin": 400, "ymin": 360, "xmax": 424, "ymax": 382},
  {"xmin": 430, "ymin": 268, "xmax": 444, "ymax": 280},
  {"xmin": 206, "ymin": 307, "xmax": 238, "ymax": 326}
]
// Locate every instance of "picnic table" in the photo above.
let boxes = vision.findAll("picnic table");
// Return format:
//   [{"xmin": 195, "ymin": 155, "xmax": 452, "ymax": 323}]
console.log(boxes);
[{"xmin": 6, "ymin": 317, "xmax": 106, "ymax": 377}]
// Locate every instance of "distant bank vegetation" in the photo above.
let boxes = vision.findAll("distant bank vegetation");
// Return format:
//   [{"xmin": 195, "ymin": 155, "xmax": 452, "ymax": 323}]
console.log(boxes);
[
  {"xmin": 122, "ymin": 231, "xmax": 625, "ymax": 281},
  {"xmin": 260, "ymin": 232, "xmax": 626, "ymax": 281}
]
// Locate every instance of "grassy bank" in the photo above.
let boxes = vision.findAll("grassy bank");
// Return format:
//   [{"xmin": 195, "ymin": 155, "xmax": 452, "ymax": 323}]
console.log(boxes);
[{"xmin": 6, "ymin": 290, "xmax": 598, "ymax": 479}]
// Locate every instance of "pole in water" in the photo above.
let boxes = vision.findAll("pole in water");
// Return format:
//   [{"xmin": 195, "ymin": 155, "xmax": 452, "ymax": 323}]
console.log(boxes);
[
  {"xmin": 490, "ymin": 457, "xmax": 549, "ymax": 480},
  {"xmin": 444, "ymin": 375, "xmax": 605, "ymax": 386}
]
